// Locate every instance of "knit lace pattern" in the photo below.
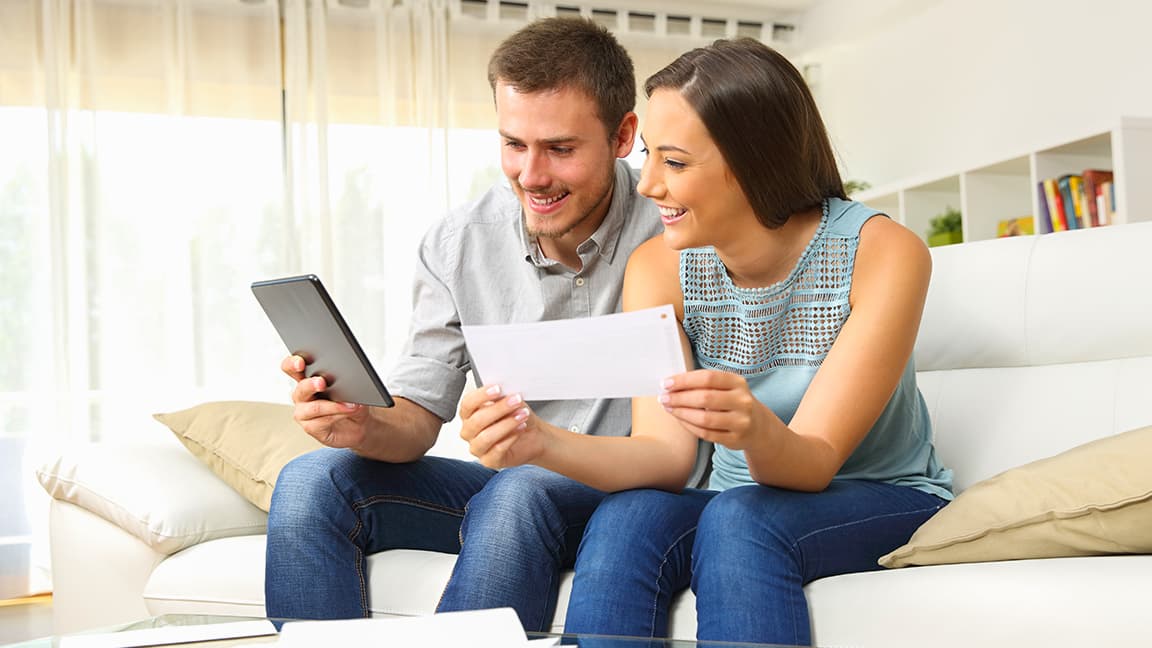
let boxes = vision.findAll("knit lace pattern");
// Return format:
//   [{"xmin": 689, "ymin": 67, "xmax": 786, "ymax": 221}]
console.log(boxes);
[{"xmin": 681, "ymin": 200, "xmax": 856, "ymax": 376}]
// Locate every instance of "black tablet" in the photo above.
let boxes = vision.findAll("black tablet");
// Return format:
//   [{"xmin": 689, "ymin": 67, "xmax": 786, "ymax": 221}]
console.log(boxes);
[{"xmin": 251, "ymin": 274, "xmax": 394, "ymax": 407}]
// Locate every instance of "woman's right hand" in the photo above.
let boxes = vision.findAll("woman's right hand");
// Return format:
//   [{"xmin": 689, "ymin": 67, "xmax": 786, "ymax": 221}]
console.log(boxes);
[{"xmin": 282, "ymin": 355, "xmax": 370, "ymax": 448}]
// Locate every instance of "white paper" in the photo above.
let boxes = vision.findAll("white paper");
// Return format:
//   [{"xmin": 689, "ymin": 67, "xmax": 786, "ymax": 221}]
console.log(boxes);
[
  {"xmin": 276, "ymin": 608, "xmax": 550, "ymax": 647},
  {"xmin": 461, "ymin": 304, "xmax": 685, "ymax": 400},
  {"xmin": 59, "ymin": 619, "xmax": 277, "ymax": 647}
]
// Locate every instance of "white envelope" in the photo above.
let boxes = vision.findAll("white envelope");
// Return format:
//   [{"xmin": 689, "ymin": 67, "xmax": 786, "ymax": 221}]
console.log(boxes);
[
  {"xmin": 461, "ymin": 304, "xmax": 685, "ymax": 400},
  {"xmin": 277, "ymin": 608, "xmax": 556, "ymax": 647}
]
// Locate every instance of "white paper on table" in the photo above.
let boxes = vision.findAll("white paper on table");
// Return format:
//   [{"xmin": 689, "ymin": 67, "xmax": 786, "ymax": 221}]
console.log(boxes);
[
  {"xmin": 461, "ymin": 304, "xmax": 685, "ymax": 400},
  {"xmin": 58, "ymin": 619, "xmax": 277, "ymax": 647},
  {"xmin": 276, "ymin": 608, "xmax": 555, "ymax": 647}
]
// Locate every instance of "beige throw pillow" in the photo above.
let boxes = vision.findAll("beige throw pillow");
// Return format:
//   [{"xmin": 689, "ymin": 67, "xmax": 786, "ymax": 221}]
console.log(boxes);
[
  {"xmin": 880, "ymin": 425, "xmax": 1152, "ymax": 568},
  {"xmin": 155, "ymin": 400, "xmax": 323, "ymax": 512}
]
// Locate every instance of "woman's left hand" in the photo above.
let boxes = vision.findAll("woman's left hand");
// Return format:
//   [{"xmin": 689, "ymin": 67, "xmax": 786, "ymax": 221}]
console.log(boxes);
[{"xmin": 658, "ymin": 369, "xmax": 769, "ymax": 451}]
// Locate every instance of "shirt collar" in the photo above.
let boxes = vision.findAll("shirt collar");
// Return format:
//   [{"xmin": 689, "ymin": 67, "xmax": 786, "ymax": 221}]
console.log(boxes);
[{"xmin": 518, "ymin": 160, "xmax": 632, "ymax": 268}]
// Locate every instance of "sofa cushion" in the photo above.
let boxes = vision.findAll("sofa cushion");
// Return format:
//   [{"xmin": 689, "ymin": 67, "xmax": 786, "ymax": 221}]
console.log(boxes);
[
  {"xmin": 880, "ymin": 425, "xmax": 1152, "ymax": 567},
  {"xmin": 154, "ymin": 401, "xmax": 322, "ymax": 511},
  {"xmin": 37, "ymin": 441, "xmax": 268, "ymax": 555}
]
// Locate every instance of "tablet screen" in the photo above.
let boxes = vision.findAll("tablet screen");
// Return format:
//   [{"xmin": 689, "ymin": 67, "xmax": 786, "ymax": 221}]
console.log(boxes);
[{"xmin": 251, "ymin": 274, "xmax": 394, "ymax": 407}]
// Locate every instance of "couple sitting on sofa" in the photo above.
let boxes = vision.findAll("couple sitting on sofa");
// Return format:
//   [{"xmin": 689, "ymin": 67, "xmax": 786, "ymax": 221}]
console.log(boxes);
[{"xmin": 266, "ymin": 17, "xmax": 953, "ymax": 647}]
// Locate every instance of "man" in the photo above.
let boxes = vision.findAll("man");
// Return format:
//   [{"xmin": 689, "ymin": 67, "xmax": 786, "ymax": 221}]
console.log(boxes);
[{"xmin": 264, "ymin": 17, "xmax": 663, "ymax": 632}]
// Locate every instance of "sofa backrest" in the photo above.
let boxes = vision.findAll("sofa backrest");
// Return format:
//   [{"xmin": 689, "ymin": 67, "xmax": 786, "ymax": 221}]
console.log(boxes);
[{"xmin": 914, "ymin": 221, "xmax": 1152, "ymax": 492}]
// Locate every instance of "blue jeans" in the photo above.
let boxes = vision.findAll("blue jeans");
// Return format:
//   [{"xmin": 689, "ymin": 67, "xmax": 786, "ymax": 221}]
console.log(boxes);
[
  {"xmin": 564, "ymin": 480, "xmax": 947, "ymax": 646},
  {"xmin": 264, "ymin": 447, "xmax": 607, "ymax": 631}
]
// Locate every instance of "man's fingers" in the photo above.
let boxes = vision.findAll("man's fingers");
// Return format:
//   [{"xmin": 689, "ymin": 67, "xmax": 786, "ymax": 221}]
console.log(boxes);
[
  {"xmin": 292, "ymin": 376, "xmax": 327, "ymax": 404},
  {"xmin": 281, "ymin": 355, "xmax": 307, "ymax": 380}
]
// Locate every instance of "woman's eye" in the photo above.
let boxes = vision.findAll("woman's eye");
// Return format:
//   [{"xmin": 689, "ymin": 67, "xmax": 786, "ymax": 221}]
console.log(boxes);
[{"xmin": 665, "ymin": 159, "xmax": 686, "ymax": 170}]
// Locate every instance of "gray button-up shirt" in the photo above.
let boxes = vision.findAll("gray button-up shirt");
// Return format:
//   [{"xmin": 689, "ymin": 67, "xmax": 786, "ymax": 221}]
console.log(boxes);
[{"xmin": 388, "ymin": 160, "xmax": 663, "ymax": 438}]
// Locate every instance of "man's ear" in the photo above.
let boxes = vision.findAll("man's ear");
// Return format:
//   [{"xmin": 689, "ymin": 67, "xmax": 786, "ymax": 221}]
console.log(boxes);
[{"xmin": 613, "ymin": 112, "xmax": 640, "ymax": 159}]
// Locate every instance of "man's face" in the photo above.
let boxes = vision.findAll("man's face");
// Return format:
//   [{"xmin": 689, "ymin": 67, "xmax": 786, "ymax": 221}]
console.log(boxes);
[{"xmin": 495, "ymin": 82, "xmax": 632, "ymax": 245}]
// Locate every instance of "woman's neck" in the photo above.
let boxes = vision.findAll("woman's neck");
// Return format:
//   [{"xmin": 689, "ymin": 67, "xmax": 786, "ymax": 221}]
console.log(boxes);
[{"xmin": 717, "ymin": 206, "xmax": 824, "ymax": 288}]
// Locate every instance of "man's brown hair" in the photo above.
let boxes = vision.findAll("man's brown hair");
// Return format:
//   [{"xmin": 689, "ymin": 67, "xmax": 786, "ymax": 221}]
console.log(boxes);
[{"xmin": 488, "ymin": 17, "xmax": 636, "ymax": 138}]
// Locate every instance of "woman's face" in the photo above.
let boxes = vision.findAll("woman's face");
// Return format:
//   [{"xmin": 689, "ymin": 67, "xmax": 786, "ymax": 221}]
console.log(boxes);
[{"xmin": 637, "ymin": 88, "xmax": 757, "ymax": 251}]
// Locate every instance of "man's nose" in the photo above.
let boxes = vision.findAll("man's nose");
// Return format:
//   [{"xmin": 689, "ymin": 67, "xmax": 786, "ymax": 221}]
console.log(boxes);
[{"xmin": 519, "ymin": 150, "xmax": 550, "ymax": 190}]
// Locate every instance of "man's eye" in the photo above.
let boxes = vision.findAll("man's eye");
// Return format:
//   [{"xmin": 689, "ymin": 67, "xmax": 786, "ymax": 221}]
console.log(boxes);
[{"xmin": 552, "ymin": 147, "xmax": 574, "ymax": 155}]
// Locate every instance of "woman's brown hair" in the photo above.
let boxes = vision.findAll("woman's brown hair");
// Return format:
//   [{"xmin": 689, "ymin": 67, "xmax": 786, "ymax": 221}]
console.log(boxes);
[{"xmin": 645, "ymin": 38, "xmax": 845, "ymax": 228}]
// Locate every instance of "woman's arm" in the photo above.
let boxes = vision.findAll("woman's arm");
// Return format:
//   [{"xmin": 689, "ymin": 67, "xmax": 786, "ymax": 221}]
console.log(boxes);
[
  {"xmin": 659, "ymin": 217, "xmax": 931, "ymax": 492},
  {"xmin": 749, "ymin": 216, "xmax": 931, "ymax": 490},
  {"xmin": 460, "ymin": 235, "xmax": 702, "ymax": 492}
]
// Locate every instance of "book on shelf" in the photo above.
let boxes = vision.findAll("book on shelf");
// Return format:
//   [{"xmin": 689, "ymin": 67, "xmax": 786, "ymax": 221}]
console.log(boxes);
[
  {"xmin": 1081, "ymin": 169, "xmax": 1114, "ymax": 227},
  {"xmin": 997, "ymin": 215, "xmax": 1035, "ymax": 237},
  {"xmin": 1057, "ymin": 174, "xmax": 1083, "ymax": 229},
  {"xmin": 1035, "ymin": 182, "xmax": 1052, "ymax": 233},
  {"xmin": 1098, "ymin": 180, "xmax": 1117, "ymax": 225},
  {"xmin": 1038, "ymin": 168, "xmax": 1117, "ymax": 233},
  {"xmin": 1042, "ymin": 178, "xmax": 1068, "ymax": 231}
]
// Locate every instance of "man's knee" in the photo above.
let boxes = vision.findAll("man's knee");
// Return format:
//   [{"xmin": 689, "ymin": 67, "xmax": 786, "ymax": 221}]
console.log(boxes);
[{"xmin": 269, "ymin": 448, "xmax": 357, "ymax": 523}]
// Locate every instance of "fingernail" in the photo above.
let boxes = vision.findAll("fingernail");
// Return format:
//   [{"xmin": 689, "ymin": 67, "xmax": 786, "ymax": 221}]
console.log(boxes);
[
  {"xmin": 659, "ymin": 393, "xmax": 670, "ymax": 404},
  {"xmin": 314, "ymin": 377, "xmax": 324, "ymax": 389},
  {"xmin": 506, "ymin": 393, "xmax": 523, "ymax": 407},
  {"xmin": 344, "ymin": 402, "xmax": 357, "ymax": 410},
  {"xmin": 486, "ymin": 385, "xmax": 501, "ymax": 396},
  {"xmin": 662, "ymin": 378, "xmax": 674, "ymax": 388},
  {"xmin": 514, "ymin": 407, "xmax": 529, "ymax": 421}
]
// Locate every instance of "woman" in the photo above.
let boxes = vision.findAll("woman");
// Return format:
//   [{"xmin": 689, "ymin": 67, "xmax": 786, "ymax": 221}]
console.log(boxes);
[{"xmin": 460, "ymin": 38, "xmax": 953, "ymax": 645}]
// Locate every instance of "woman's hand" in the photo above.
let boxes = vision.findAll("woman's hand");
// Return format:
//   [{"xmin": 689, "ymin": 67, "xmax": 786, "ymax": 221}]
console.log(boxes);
[
  {"xmin": 458, "ymin": 385, "xmax": 549, "ymax": 469},
  {"xmin": 659, "ymin": 369, "xmax": 770, "ymax": 452}
]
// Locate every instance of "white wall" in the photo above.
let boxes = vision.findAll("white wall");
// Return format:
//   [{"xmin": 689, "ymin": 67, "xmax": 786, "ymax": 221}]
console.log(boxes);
[{"xmin": 798, "ymin": 0, "xmax": 1152, "ymax": 189}]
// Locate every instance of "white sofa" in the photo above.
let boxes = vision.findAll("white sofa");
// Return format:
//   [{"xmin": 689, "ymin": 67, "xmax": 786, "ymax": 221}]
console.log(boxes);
[{"xmin": 40, "ymin": 222, "xmax": 1152, "ymax": 647}]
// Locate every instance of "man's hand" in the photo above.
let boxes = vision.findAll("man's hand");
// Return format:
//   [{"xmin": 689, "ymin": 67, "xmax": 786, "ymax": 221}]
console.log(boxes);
[
  {"xmin": 283, "ymin": 354, "xmax": 371, "ymax": 449},
  {"xmin": 458, "ymin": 385, "xmax": 548, "ymax": 469}
]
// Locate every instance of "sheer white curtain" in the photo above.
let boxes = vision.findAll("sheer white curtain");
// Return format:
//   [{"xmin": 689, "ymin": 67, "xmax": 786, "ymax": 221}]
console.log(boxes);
[
  {"xmin": 0, "ymin": 0, "xmax": 503, "ymax": 598},
  {"xmin": 0, "ymin": 0, "xmax": 722, "ymax": 598}
]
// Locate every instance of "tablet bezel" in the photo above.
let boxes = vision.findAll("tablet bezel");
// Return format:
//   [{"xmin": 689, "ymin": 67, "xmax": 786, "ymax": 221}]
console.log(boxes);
[{"xmin": 251, "ymin": 274, "xmax": 395, "ymax": 408}]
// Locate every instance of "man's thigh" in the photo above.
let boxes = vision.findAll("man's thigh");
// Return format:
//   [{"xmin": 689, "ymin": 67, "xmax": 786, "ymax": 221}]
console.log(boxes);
[{"xmin": 337, "ymin": 453, "xmax": 496, "ymax": 555}]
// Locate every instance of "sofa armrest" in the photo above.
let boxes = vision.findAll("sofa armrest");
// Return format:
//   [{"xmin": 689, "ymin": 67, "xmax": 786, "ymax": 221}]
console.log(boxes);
[{"xmin": 38, "ymin": 441, "xmax": 268, "ymax": 555}]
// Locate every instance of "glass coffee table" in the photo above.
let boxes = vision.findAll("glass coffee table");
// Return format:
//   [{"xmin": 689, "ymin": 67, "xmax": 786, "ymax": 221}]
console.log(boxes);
[{"xmin": 4, "ymin": 614, "xmax": 794, "ymax": 647}]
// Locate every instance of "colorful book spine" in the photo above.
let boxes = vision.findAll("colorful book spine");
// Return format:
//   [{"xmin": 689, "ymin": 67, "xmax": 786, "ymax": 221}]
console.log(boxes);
[
  {"xmin": 1057, "ymin": 174, "xmax": 1081, "ymax": 229},
  {"xmin": 1043, "ymin": 178, "xmax": 1067, "ymax": 231},
  {"xmin": 1035, "ymin": 181, "xmax": 1052, "ymax": 233},
  {"xmin": 1080, "ymin": 169, "xmax": 1114, "ymax": 227}
]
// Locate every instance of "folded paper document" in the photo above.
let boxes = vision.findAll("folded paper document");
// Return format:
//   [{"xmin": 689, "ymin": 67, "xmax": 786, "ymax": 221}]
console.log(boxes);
[
  {"xmin": 277, "ymin": 607, "xmax": 557, "ymax": 646},
  {"xmin": 461, "ymin": 304, "xmax": 685, "ymax": 400}
]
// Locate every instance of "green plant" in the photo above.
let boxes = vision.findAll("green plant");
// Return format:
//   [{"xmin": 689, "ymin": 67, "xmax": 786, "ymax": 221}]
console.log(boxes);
[
  {"xmin": 844, "ymin": 179, "xmax": 871, "ymax": 195},
  {"xmin": 928, "ymin": 206, "xmax": 962, "ymax": 236}
]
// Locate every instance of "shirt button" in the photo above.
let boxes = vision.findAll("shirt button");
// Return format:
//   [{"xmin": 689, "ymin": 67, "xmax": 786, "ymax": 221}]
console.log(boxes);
[
  {"xmin": 569, "ymin": 425, "xmax": 581, "ymax": 433},
  {"xmin": 574, "ymin": 277, "xmax": 585, "ymax": 286}
]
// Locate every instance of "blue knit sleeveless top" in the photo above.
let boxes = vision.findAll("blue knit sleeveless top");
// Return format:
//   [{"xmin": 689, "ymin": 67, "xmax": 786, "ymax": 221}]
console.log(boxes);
[{"xmin": 681, "ymin": 197, "xmax": 953, "ymax": 499}]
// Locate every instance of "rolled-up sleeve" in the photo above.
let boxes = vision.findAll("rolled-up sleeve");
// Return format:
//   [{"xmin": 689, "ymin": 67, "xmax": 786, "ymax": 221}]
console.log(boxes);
[{"xmin": 387, "ymin": 221, "xmax": 469, "ymax": 423}]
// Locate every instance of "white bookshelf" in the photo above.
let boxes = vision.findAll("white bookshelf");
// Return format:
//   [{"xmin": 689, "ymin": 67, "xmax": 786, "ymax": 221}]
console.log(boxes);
[{"xmin": 854, "ymin": 116, "xmax": 1152, "ymax": 244}]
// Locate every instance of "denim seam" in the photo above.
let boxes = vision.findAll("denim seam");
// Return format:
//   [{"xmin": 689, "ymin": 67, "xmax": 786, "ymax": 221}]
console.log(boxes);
[
  {"xmin": 352, "ymin": 494, "xmax": 466, "ymax": 517},
  {"xmin": 650, "ymin": 526, "xmax": 697, "ymax": 638},
  {"xmin": 791, "ymin": 504, "xmax": 944, "ymax": 546},
  {"xmin": 346, "ymin": 496, "xmax": 466, "ymax": 617},
  {"xmin": 347, "ymin": 517, "xmax": 369, "ymax": 617}
]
